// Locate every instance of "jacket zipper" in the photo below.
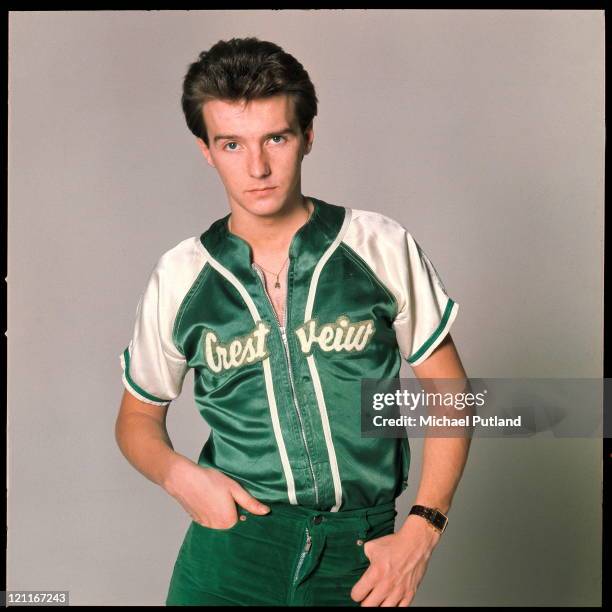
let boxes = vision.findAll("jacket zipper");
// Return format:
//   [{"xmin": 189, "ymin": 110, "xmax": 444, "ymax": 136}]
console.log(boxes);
[
  {"xmin": 252, "ymin": 262, "xmax": 320, "ymax": 506},
  {"xmin": 292, "ymin": 527, "xmax": 312, "ymax": 584}
]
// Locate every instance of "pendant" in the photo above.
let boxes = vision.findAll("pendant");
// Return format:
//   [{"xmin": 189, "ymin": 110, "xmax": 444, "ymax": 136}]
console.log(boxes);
[{"xmin": 274, "ymin": 281, "xmax": 281, "ymax": 288}]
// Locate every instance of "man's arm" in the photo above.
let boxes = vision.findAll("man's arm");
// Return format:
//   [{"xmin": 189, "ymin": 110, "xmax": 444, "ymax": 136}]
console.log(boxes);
[
  {"xmin": 114, "ymin": 388, "xmax": 184, "ymax": 490},
  {"xmin": 406, "ymin": 333, "xmax": 471, "ymax": 516},
  {"xmin": 114, "ymin": 389, "xmax": 271, "ymax": 527},
  {"xmin": 351, "ymin": 334, "xmax": 471, "ymax": 607}
]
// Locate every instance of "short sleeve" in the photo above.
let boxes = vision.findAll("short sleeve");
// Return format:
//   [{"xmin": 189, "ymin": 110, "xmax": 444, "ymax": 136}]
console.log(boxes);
[
  {"xmin": 392, "ymin": 231, "xmax": 459, "ymax": 366},
  {"xmin": 119, "ymin": 261, "xmax": 189, "ymax": 406}
]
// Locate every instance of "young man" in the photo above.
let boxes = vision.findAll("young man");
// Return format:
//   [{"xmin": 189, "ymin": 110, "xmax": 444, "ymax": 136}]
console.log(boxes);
[{"xmin": 115, "ymin": 37, "xmax": 470, "ymax": 607}]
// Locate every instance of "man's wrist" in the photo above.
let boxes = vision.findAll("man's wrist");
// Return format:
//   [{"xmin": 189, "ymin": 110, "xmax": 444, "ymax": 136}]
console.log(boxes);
[
  {"xmin": 161, "ymin": 453, "xmax": 194, "ymax": 496},
  {"xmin": 408, "ymin": 504, "xmax": 449, "ymax": 535},
  {"xmin": 397, "ymin": 514, "xmax": 443, "ymax": 546},
  {"xmin": 413, "ymin": 498, "xmax": 450, "ymax": 515}
]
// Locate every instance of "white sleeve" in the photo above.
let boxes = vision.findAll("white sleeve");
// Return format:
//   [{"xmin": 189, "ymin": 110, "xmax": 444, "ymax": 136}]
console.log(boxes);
[
  {"xmin": 392, "ymin": 231, "xmax": 459, "ymax": 366},
  {"xmin": 119, "ymin": 259, "xmax": 189, "ymax": 406}
]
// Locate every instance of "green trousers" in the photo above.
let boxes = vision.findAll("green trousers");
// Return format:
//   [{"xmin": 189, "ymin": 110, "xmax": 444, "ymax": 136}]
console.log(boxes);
[{"xmin": 165, "ymin": 500, "xmax": 398, "ymax": 606}]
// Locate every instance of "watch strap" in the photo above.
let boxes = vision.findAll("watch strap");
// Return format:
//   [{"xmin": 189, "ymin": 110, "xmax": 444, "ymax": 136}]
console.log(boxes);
[{"xmin": 409, "ymin": 504, "xmax": 448, "ymax": 534}]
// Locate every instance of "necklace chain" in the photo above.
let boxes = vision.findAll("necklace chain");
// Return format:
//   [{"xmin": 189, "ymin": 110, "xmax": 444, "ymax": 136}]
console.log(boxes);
[
  {"xmin": 248, "ymin": 198, "xmax": 313, "ymax": 289},
  {"xmin": 255, "ymin": 256, "xmax": 289, "ymax": 278}
]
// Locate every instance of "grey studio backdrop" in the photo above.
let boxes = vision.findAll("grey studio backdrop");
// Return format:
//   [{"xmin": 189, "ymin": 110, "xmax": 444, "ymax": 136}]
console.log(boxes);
[{"xmin": 8, "ymin": 10, "xmax": 603, "ymax": 607}]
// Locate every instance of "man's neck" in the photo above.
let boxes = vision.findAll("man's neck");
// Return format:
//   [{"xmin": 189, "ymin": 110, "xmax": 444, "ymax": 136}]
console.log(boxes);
[{"xmin": 228, "ymin": 194, "xmax": 313, "ymax": 255}]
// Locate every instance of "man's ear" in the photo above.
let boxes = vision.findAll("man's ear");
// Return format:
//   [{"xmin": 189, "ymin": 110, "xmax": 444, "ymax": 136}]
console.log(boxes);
[
  {"xmin": 196, "ymin": 137, "xmax": 216, "ymax": 168},
  {"xmin": 303, "ymin": 122, "xmax": 315, "ymax": 156}
]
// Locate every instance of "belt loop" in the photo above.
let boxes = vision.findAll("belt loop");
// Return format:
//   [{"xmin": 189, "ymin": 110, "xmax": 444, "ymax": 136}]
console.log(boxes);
[{"xmin": 358, "ymin": 512, "xmax": 372, "ymax": 540}]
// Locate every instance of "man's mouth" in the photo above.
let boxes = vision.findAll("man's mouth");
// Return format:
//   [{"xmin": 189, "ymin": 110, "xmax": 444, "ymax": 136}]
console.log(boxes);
[{"xmin": 248, "ymin": 186, "xmax": 276, "ymax": 193}]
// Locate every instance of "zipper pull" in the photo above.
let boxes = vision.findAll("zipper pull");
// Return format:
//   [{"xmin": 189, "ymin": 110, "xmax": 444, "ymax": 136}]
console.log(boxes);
[{"xmin": 304, "ymin": 529, "xmax": 312, "ymax": 552}]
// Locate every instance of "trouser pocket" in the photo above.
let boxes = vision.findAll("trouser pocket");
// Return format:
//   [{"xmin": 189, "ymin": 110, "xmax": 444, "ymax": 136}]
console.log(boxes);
[
  {"xmin": 167, "ymin": 510, "xmax": 294, "ymax": 606},
  {"xmin": 356, "ymin": 535, "xmax": 369, "ymax": 565},
  {"xmin": 354, "ymin": 520, "xmax": 371, "ymax": 566},
  {"xmin": 191, "ymin": 509, "xmax": 250, "ymax": 533},
  {"xmin": 356, "ymin": 509, "xmax": 397, "ymax": 565}
]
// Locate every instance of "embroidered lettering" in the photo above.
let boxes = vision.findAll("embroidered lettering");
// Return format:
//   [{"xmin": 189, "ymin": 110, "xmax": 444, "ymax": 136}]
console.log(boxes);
[
  {"xmin": 203, "ymin": 321, "xmax": 271, "ymax": 373},
  {"xmin": 294, "ymin": 316, "xmax": 375, "ymax": 355}
]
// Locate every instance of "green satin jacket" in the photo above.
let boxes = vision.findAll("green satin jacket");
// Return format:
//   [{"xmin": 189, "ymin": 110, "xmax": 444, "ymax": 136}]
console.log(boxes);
[{"xmin": 119, "ymin": 197, "xmax": 459, "ymax": 511}]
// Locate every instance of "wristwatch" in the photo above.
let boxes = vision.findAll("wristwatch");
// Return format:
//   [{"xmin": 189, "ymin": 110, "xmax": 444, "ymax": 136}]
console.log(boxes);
[{"xmin": 408, "ymin": 505, "xmax": 448, "ymax": 534}]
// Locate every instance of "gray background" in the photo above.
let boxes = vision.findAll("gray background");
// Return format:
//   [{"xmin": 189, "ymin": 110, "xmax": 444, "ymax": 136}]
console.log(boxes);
[{"xmin": 8, "ymin": 10, "xmax": 603, "ymax": 606}]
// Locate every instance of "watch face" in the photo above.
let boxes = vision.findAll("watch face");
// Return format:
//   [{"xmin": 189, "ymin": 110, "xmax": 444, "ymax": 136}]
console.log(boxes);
[
  {"xmin": 432, "ymin": 511, "xmax": 448, "ymax": 532},
  {"xmin": 433, "ymin": 514, "xmax": 445, "ymax": 528},
  {"xmin": 410, "ymin": 506, "xmax": 448, "ymax": 533}
]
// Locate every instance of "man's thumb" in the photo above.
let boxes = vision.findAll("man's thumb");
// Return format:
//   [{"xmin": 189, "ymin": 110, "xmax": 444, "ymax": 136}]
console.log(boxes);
[{"xmin": 231, "ymin": 484, "xmax": 270, "ymax": 514}]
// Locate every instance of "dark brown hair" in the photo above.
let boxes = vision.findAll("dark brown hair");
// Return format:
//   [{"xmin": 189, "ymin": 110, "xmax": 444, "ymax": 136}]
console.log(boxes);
[{"xmin": 181, "ymin": 37, "xmax": 318, "ymax": 146}]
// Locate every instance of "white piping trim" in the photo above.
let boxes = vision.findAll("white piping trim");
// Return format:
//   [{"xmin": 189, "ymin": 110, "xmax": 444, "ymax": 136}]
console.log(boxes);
[
  {"xmin": 197, "ymin": 241, "xmax": 298, "ymax": 505},
  {"xmin": 304, "ymin": 208, "xmax": 352, "ymax": 318},
  {"xmin": 306, "ymin": 354, "xmax": 342, "ymax": 511},
  {"xmin": 303, "ymin": 207, "xmax": 353, "ymax": 512},
  {"xmin": 119, "ymin": 352, "xmax": 170, "ymax": 406}
]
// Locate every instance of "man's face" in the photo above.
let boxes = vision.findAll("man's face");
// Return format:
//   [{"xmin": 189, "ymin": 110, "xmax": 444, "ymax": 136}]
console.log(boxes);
[{"xmin": 197, "ymin": 94, "xmax": 314, "ymax": 218}]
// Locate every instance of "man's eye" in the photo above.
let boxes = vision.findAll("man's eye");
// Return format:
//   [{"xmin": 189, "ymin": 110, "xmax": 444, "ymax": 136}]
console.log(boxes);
[
  {"xmin": 270, "ymin": 135, "xmax": 285, "ymax": 144},
  {"xmin": 224, "ymin": 142, "xmax": 238, "ymax": 151}
]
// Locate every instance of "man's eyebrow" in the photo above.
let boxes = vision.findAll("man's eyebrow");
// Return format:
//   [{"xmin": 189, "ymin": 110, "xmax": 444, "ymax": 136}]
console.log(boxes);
[{"xmin": 213, "ymin": 127, "xmax": 296, "ymax": 144}]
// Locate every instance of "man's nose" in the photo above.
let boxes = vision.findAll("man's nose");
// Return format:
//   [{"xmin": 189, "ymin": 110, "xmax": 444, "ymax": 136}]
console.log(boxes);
[{"xmin": 248, "ymin": 148, "xmax": 271, "ymax": 178}]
